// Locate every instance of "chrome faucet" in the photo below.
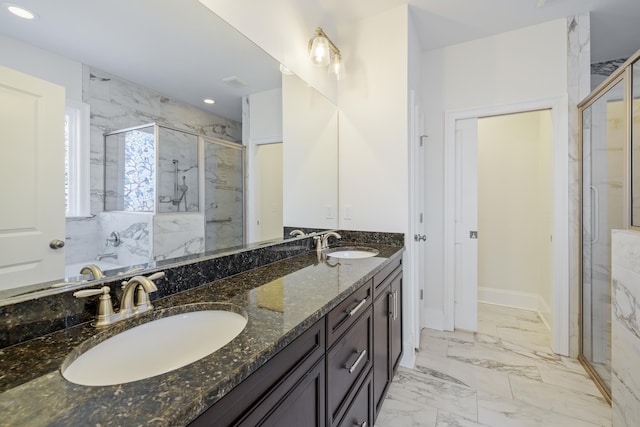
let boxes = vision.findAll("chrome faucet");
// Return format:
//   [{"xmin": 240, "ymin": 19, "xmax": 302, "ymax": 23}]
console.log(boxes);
[
  {"xmin": 73, "ymin": 271, "xmax": 164, "ymax": 327},
  {"xmin": 289, "ymin": 229, "xmax": 305, "ymax": 237},
  {"xmin": 79, "ymin": 264, "xmax": 105, "ymax": 280}
]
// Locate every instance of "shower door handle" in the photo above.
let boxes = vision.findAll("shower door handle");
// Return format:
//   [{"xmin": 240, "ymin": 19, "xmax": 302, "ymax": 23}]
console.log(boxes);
[{"xmin": 590, "ymin": 186, "xmax": 599, "ymax": 245}]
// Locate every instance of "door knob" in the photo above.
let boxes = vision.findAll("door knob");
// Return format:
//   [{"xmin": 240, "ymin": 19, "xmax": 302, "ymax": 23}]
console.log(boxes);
[{"xmin": 49, "ymin": 239, "xmax": 65, "ymax": 249}]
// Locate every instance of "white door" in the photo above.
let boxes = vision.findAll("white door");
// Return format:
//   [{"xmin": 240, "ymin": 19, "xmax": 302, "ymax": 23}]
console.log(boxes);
[
  {"xmin": 0, "ymin": 66, "xmax": 65, "ymax": 290},
  {"xmin": 255, "ymin": 143, "xmax": 283, "ymax": 241},
  {"xmin": 454, "ymin": 118, "xmax": 478, "ymax": 331}
]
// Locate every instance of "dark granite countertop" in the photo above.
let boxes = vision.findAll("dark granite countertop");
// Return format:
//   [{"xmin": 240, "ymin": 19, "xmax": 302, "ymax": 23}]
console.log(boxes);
[{"xmin": 0, "ymin": 244, "xmax": 403, "ymax": 426}]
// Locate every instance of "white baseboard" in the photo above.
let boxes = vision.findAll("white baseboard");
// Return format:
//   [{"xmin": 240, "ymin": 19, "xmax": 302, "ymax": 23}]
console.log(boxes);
[{"xmin": 479, "ymin": 286, "xmax": 551, "ymax": 331}]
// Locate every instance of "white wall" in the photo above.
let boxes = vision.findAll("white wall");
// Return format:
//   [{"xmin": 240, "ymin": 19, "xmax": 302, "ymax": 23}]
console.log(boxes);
[
  {"xmin": 197, "ymin": 0, "xmax": 338, "ymax": 103},
  {"xmin": 0, "ymin": 35, "xmax": 83, "ymax": 102},
  {"xmin": 422, "ymin": 19, "xmax": 568, "ymax": 329},
  {"xmin": 477, "ymin": 111, "xmax": 553, "ymax": 323},
  {"xmin": 338, "ymin": 6, "xmax": 409, "ymax": 232},
  {"xmin": 282, "ymin": 73, "xmax": 338, "ymax": 229},
  {"xmin": 245, "ymin": 88, "xmax": 283, "ymax": 242}
]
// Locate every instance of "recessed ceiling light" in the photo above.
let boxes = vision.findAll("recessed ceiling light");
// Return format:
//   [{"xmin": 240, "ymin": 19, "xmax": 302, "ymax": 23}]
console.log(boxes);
[
  {"xmin": 6, "ymin": 4, "xmax": 38, "ymax": 19},
  {"xmin": 203, "ymin": 98, "xmax": 215, "ymax": 105}
]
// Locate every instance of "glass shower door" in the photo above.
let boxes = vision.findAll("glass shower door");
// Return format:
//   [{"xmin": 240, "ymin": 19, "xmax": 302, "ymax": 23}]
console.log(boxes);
[
  {"xmin": 581, "ymin": 79, "xmax": 626, "ymax": 396},
  {"xmin": 203, "ymin": 137, "xmax": 245, "ymax": 252}
]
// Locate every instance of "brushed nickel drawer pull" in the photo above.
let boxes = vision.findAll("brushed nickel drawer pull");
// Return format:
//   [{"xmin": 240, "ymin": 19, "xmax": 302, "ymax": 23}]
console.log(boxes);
[
  {"xmin": 348, "ymin": 298, "xmax": 367, "ymax": 317},
  {"xmin": 394, "ymin": 290, "xmax": 398, "ymax": 321},
  {"xmin": 346, "ymin": 349, "xmax": 367, "ymax": 374}
]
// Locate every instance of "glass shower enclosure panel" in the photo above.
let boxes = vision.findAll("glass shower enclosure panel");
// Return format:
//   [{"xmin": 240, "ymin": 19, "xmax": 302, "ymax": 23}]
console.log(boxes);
[
  {"xmin": 204, "ymin": 138, "xmax": 245, "ymax": 251},
  {"xmin": 581, "ymin": 79, "xmax": 626, "ymax": 394},
  {"xmin": 157, "ymin": 127, "xmax": 199, "ymax": 213},
  {"xmin": 104, "ymin": 124, "xmax": 199, "ymax": 213}
]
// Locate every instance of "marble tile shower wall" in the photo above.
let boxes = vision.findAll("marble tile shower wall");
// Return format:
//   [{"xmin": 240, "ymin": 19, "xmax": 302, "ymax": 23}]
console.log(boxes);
[
  {"xmin": 611, "ymin": 229, "xmax": 640, "ymax": 427},
  {"xmin": 98, "ymin": 212, "xmax": 153, "ymax": 266},
  {"xmin": 567, "ymin": 13, "xmax": 591, "ymax": 357},
  {"xmin": 64, "ymin": 65, "xmax": 242, "ymax": 264},
  {"xmin": 157, "ymin": 127, "xmax": 199, "ymax": 213},
  {"xmin": 154, "ymin": 213, "xmax": 204, "ymax": 261},
  {"xmin": 85, "ymin": 65, "xmax": 241, "ymax": 214}
]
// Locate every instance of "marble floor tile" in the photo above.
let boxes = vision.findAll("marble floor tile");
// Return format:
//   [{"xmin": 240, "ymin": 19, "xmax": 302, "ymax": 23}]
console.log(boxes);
[
  {"xmin": 388, "ymin": 368, "xmax": 478, "ymax": 421},
  {"xmin": 535, "ymin": 361, "xmax": 604, "ymax": 397},
  {"xmin": 375, "ymin": 303, "xmax": 612, "ymax": 427},
  {"xmin": 375, "ymin": 392, "xmax": 439, "ymax": 427},
  {"xmin": 435, "ymin": 410, "xmax": 493, "ymax": 427},
  {"xmin": 478, "ymin": 392, "xmax": 605, "ymax": 427},
  {"xmin": 508, "ymin": 375, "xmax": 611, "ymax": 426}
]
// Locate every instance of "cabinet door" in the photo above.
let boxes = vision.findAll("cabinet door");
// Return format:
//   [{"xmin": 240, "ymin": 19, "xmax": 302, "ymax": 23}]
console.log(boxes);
[
  {"xmin": 373, "ymin": 289, "xmax": 390, "ymax": 415},
  {"xmin": 390, "ymin": 271, "xmax": 403, "ymax": 373},
  {"xmin": 242, "ymin": 359, "xmax": 326, "ymax": 427}
]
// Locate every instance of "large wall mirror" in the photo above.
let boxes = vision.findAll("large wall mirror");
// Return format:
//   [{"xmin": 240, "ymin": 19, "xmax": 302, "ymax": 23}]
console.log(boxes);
[{"xmin": 0, "ymin": 0, "xmax": 338, "ymax": 300}]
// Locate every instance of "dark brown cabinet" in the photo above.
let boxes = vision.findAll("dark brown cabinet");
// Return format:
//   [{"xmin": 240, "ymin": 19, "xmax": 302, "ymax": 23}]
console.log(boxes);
[
  {"xmin": 372, "ymin": 263, "xmax": 403, "ymax": 421},
  {"xmin": 189, "ymin": 256, "xmax": 403, "ymax": 427},
  {"xmin": 336, "ymin": 373, "xmax": 373, "ymax": 427},
  {"xmin": 241, "ymin": 359, "xmax": 326, "ymax": 427},
  {"xmin": 327, "ymin": 303, "xmax": 372, "ymax": 425},
  {"xmin": 189, "ymin": 319, "xmax": 325, "ymax": 427}
]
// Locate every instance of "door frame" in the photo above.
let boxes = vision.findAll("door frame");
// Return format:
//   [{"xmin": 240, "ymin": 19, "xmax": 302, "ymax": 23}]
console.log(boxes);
[{"xmin": 443, "ymin": 96, "xmax": 569, "ymax": 355}]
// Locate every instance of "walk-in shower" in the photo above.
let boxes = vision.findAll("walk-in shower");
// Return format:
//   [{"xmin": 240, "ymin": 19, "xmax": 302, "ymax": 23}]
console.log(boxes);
[
  {"xmin": 102, "ymin": 123, "xmax": 245, "ymax": 263},
  {"xmin": 104, "ymin": 124, "xmax": 200, "ymax": 213}
]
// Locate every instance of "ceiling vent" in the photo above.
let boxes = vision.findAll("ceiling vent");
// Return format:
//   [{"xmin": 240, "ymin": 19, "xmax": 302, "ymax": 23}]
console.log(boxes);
[{"xmin": 222, "ymin": 76, "xmax": 249, "ymax": 88}]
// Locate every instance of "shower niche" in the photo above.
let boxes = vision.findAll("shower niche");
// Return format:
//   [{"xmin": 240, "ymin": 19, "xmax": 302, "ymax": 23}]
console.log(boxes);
[
  {"xmin": 105, "ymin": 124, "xmax": 199, "ymax": 213},
  {"xmin": 101, "ymin": 123, "xmax": 244, "ymax": 264}
]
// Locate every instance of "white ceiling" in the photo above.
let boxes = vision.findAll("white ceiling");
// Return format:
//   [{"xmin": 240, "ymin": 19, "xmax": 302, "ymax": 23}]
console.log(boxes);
[
  {"xmin": 0, "ymin": 0, "xmax": 282, "ymax": 122},
  {"xmin": 1, "ymin": 0, "xmax": 638, "ymax": 123},
  {"xmin": 323, "ymin": 0, "xmax": 640, "ymax": 63}
]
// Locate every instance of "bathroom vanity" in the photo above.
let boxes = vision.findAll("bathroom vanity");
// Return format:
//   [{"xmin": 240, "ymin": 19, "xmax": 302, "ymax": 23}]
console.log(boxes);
[{"xmin": 0, "ymin": 234, "xmax": 404, "ymax": 426}]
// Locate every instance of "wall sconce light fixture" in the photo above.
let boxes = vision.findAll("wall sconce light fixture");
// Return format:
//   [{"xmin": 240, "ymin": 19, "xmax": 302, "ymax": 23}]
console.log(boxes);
[{"xmin": 309, "ymin": 27, "xmax": 344, "ymax": 80}]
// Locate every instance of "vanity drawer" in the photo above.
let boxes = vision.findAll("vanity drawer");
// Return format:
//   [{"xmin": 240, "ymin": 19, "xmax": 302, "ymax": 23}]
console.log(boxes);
[
  {"xmin": 326, "ymin": 279, "xmax": 372, "ymax": 347},
  {"xmin": 373, "ymin": 257, "xmax": 402, "ymax": 299},
  {"xmin": 336, "ymin": 372, "xmax": 373, "ymax": 427},
  {"xmin": 327, "ymin": 306, "xmax": 373, "ymax": 425}
]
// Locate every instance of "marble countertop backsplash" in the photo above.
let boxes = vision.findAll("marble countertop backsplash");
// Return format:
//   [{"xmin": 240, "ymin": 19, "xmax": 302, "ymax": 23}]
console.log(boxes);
[{"xmin": 0, "ymin": 231, "xmax": 403, "ymax": 426}]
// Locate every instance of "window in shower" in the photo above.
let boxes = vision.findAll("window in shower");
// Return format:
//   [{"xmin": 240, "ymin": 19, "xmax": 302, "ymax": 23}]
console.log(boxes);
[{"xmin": 123, "ymin": 129, "xmax": 156, "ymax": 212}]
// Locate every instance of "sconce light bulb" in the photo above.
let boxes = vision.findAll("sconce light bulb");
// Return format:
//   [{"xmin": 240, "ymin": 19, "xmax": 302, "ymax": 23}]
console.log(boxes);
[
  {"xmin": 309, "ymin": 36, "xmax": 331, "ymax": 66},
  {"xmin": 330, "ymin": 54, "xmax": 345, "ymax": 80}
]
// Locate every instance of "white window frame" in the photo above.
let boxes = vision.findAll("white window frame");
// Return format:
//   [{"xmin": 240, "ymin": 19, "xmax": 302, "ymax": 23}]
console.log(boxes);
[{"xmin": 65, "ymin": 99, "xmax": 91, "ymax": 217}]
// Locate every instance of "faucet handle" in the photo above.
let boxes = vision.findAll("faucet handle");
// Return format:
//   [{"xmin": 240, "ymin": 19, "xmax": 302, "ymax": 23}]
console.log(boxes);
[
  {"xmin": 146, "ymin": 272, "xmax": 165, "ymax": 281},
  {"xmin": 74, "ymin": 286, "xmax": 110, "ymax": 298},
  {"xmin": 74, "ymin": 286, "xmax": 116, "ymax": 327}
]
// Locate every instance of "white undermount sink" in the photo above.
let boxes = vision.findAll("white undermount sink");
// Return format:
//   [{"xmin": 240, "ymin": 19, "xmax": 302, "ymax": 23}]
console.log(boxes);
[
  {"xmin": 61, "ymin": 304, "xmax": 247, "ymax": 386},
  {"xmin": 326, "ymin": 247, "xmax": 379, "ymax": 259}
]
